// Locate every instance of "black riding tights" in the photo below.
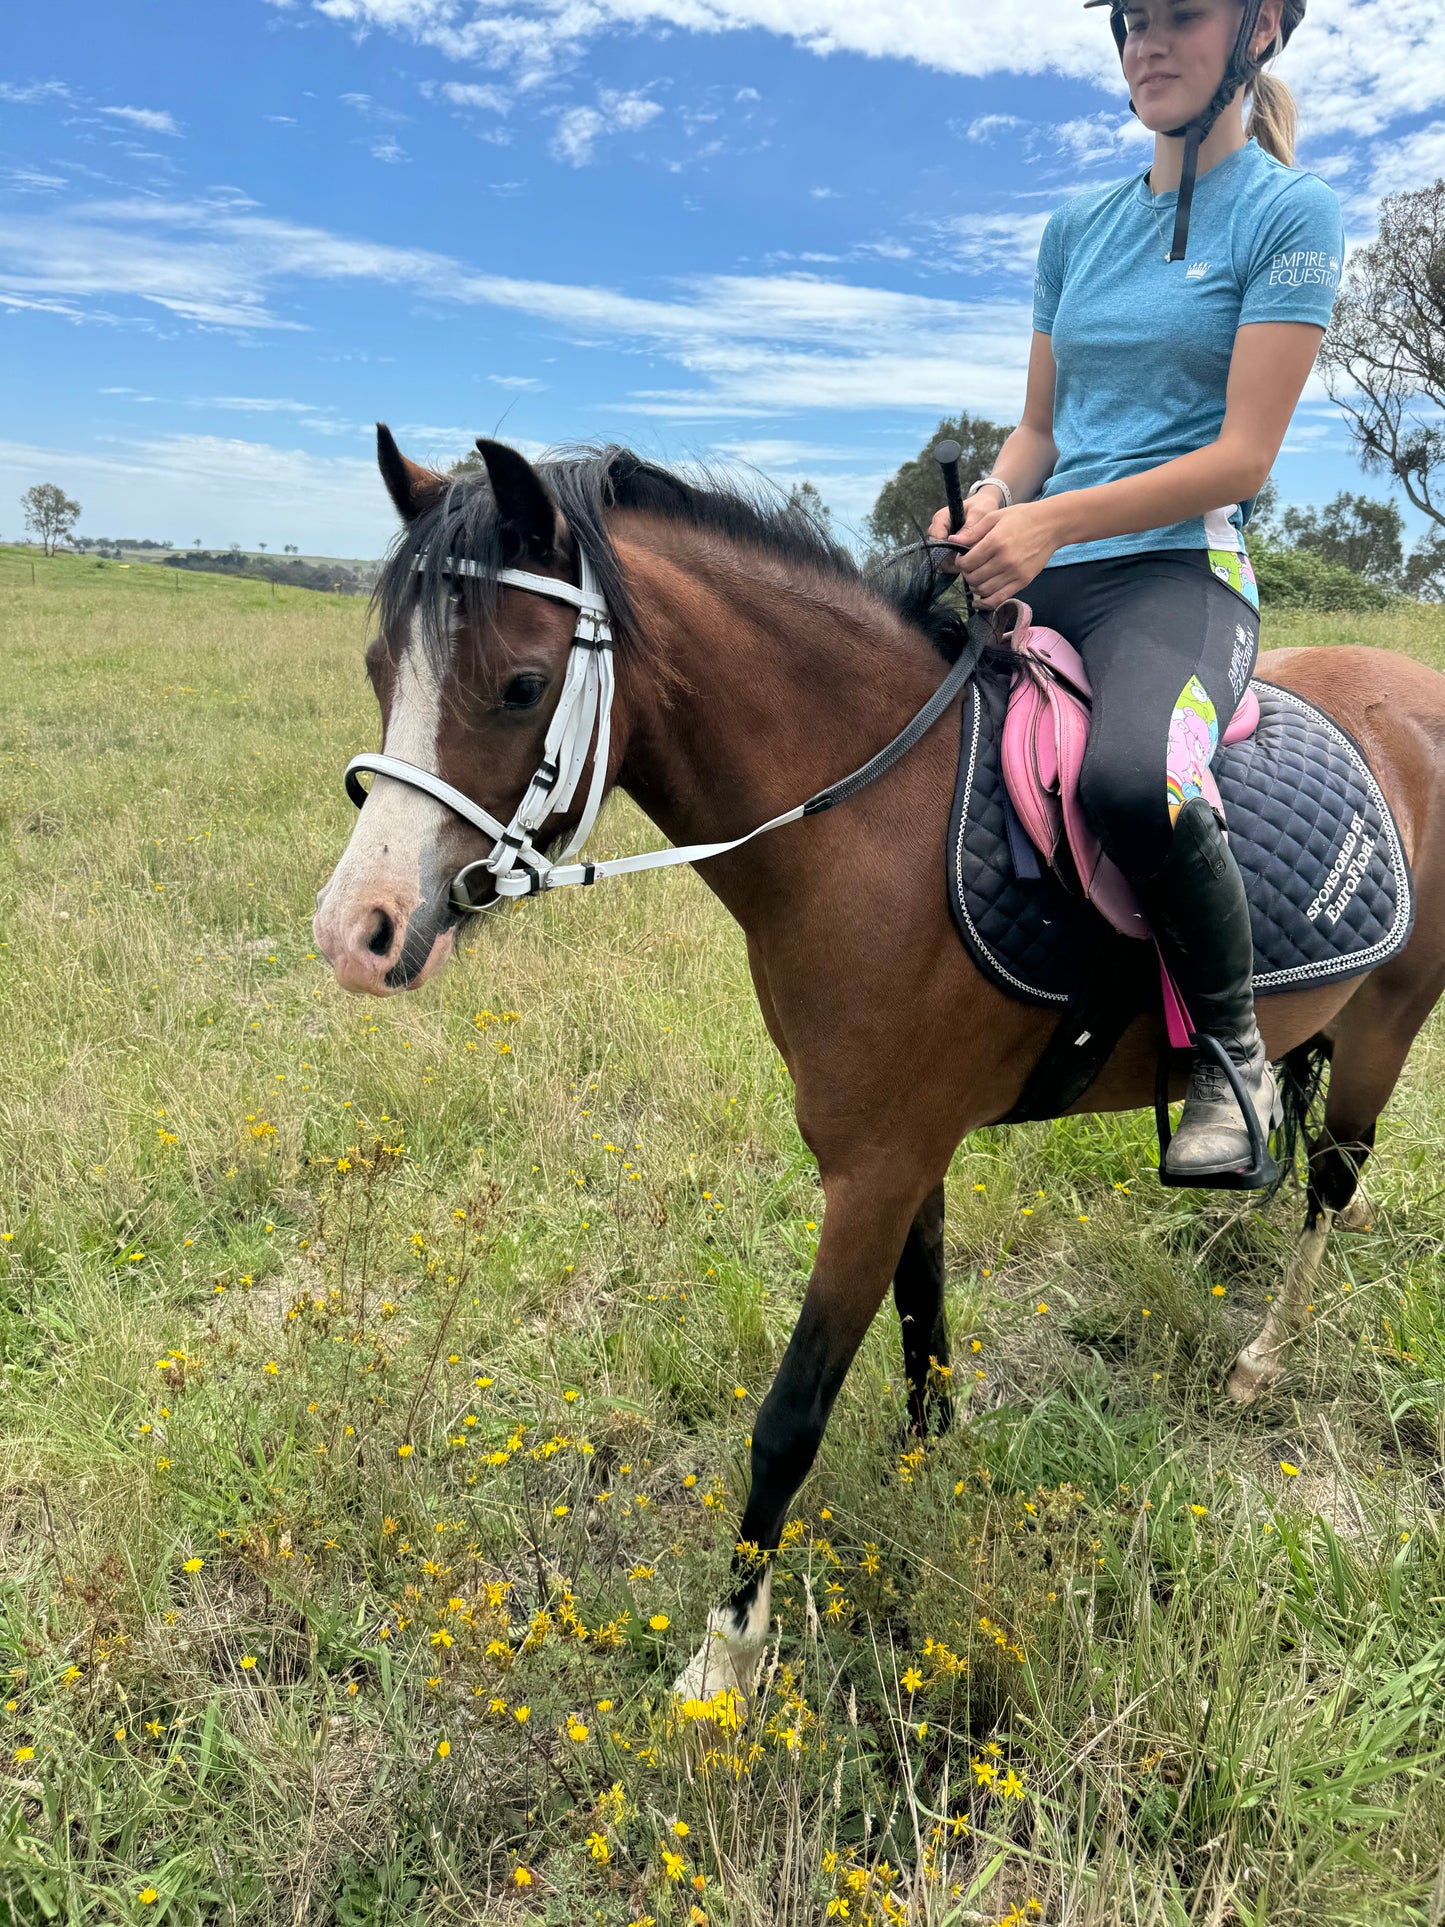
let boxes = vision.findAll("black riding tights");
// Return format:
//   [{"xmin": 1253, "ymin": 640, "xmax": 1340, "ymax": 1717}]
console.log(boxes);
[{"xmin": 1019, "ymin": 548, "xmax": 1261, "ymax": 880}]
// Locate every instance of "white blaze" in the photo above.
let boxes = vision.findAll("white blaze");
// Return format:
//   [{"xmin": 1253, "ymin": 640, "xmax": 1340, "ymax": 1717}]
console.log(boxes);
[{"xmin": 332, "ymin": 609, "xmax": 451, "ymax": 895}]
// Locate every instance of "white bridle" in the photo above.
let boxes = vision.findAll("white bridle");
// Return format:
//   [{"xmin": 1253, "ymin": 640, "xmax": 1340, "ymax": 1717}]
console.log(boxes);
[{"xmin": 343, "ymin": 549, "xmax": 985, "ymax": 913}]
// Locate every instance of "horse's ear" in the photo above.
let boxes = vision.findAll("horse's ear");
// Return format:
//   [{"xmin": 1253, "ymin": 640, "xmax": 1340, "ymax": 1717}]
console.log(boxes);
[
  {"xmin": 474, "ymin": 438, "xmax": 557, "ymax": 561},
  {"xmin": 376, "ymin": 423, "xmax": 443, "ymax": 523}
]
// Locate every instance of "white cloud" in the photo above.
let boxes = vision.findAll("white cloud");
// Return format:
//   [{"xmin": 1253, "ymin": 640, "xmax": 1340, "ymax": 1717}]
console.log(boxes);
[
  {"xmin": 0, "ymin": 80, "xmax": 74, "ymax": 106},
  {"xmin": 698, "ymin": 436, "xmax": 895, "ymax": 529},
  {"xmin": 0, "ymin": 291, "xmax": 118, "ymax": 323},
  {"xmin": 0, "ymin": 432, "xmax": 395, "ymax": 555},
  {"xmin": 1051, "ymin": 111, "xmax": 1150, "ymax": 168},
  {"xmin": 436, "ymin": 80, "xmax": 510, "ymax": 113},
  {"xmin": 99, "ymin": 104, "xmax": 181, "ymax": 135},
  {"xmin": 340, "ymin": 90, "xmax": 408, "ymax": 124},
  {"xmin": 368, "ymin": 136, "xmax": 408, "ymax": 162},
  {"xmin": 0, "ymin": 195, "xmax": 1029, "ymax": 418},
  {"xmin": 198, "ymin": 395, "xmax": 320, "ymax": 413},
  {"xmin": 1367, "ymin": 119, "xmax": 1445, "ymax": 198},
  {"xmin": 297, "ymin": 0, "xmax": 1110, "ymax": 88},
  {"xmin": 964, "ymin": 113, "xmax": 1023, "ymax": 143},
  {"xmin": 941, "ymin": 209, "xmax": 1051, "ymax": 276},
  {"xmin": 278, "ymin": 0, "xmax": 1445, "ymax": 181},
  {"xmin": 1276, "ymin": 0, "xmax": 1445, "ymax": 140},
  {"xmin": 550, "ymin": 89, "xmax": 662, "ymax": 166}
]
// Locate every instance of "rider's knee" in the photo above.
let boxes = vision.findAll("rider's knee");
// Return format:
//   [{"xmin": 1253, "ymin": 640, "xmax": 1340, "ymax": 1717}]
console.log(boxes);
[{"xmin": 1077, "ymin": 759, "xmax": 1168, "ymax": 874}]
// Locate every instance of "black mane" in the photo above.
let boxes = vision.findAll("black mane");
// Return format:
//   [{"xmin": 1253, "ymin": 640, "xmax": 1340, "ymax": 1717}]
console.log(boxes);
[{"xmin": 376, "ymin": 445, "xmax": 966, "ymax": 670}]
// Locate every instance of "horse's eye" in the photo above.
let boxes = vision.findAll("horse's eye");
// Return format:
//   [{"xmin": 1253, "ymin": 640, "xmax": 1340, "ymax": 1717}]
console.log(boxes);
[{"xmin": 501, "ymin": 673, "xmax": 547, "ymax": 710}]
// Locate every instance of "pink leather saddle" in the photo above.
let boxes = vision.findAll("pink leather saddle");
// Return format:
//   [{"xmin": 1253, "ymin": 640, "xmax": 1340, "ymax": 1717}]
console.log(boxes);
[{"xmin": 996, "ymin": 598, "xmax": 1259, "ymax": 1042}]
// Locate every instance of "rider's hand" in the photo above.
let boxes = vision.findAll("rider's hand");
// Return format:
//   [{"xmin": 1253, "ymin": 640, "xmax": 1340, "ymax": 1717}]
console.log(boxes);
[
  {"xmin": 926, "ymin": 490, "xmax": 997, "ymax": 575},
  {"xmin": 957, "ymin": 499, "xmax": 1064, "ymax": 608}
]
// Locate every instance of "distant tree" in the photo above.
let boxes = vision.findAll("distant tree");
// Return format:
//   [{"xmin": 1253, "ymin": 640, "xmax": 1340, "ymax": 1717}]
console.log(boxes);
[
  {"xmin": 865, "ymin": 412, "xmax": 1012, "ymax": 553},
  {"xmin": 1250, "ymin": 480, "xmax": 1445, "ymax": 597},
  {"xmin": 1278, "ymin": 491, "xmax": 1405, "ymax": 584},
  {"xmin": 21, "ymin": 482, "xmax": 81, "ymax": 556},
  {"xmin": 1400, "ymin": 528, "xmax": 1445, "ymax": 600},
  {"xmin": 194, "ymin": 538, "xmax": 202, "ymax": 548},
  {"xmin": 229, "ymin": 541, "xmax": 242, "ymax": 555},
  {"xmin": 284, "ymin": 543, "xmax": 298, "ymax": 555},
  {"xmin": 785, "ymin": 480, "xmax": 835, "ymax": 536},
  {"xmin": 1319, "ymin": 180, "xmax": 1445, "ymax": 538},
  {"xmin": 258, "ymin": 541, "xmax": 268, "ymax": 553}
]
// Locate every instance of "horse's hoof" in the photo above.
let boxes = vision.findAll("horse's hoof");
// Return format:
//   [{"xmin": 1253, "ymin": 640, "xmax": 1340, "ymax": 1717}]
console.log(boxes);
[
  {"xmin": 1335, "ymin": 1192, "xmax": 1374, "ymax": 1234},
  {"xmin": 1226, "ymin": 1342, "xmax": 1284, "ymax": 1405},
  {"xmin": 671, "ymin": 1614, "xmax": 762, "ymax": 1719}
]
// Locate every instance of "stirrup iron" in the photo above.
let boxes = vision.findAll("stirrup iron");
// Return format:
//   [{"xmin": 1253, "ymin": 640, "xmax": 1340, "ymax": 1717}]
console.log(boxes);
[{"xmin": 1154, "ymin": 1033, "xmax": 1280, "ymax": 1192}]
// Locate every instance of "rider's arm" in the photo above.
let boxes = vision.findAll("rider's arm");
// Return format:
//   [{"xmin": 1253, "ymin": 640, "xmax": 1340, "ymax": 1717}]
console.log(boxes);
[
  {"xmin": 928, "ymin": 331, "xmax": 1057, "ymax": 548},
  {"xmin": 1041, "ymin": 320, "xmax": 1325, "ymax": 549},
  {"xmin": 973, "ymin": 331, "xmax": 1060, "ymax": 508}
]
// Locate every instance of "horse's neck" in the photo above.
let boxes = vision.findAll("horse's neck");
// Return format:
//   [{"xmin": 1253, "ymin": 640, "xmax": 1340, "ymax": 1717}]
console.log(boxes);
[{"xmin": 611, "ymin": 531, "xmax": 948, "ymax": 908}]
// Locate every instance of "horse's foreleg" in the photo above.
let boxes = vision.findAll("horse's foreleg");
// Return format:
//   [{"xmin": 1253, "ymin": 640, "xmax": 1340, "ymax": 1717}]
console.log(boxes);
[
  {"xmin": 672, "ymin": 1172, "xmax": 923, "ymax": 1706},
  {"xmin": 893, "ymin": 1184, "xmax": 951, "ymax": 1435}
]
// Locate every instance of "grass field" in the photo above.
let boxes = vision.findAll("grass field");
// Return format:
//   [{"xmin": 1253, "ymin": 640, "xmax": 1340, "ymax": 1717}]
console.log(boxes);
[{"xmin": 3, "ymin": 543, "xmax": 1445, "ymax": 1926}]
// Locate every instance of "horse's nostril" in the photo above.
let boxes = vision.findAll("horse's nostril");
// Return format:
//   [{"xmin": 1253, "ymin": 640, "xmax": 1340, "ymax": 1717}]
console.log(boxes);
[{"xmin": 366, "ymin": 908, "xmax": 395, "ymax": 957}]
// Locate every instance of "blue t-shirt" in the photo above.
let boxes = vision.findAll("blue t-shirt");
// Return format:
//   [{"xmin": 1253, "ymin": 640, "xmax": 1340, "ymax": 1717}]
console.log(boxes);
[{"xmin": 1032, "ymin": 139, "xmax": 1344, "ymax": 568}]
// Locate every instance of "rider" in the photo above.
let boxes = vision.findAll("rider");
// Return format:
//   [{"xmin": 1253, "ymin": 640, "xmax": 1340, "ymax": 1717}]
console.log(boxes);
[{"xmin": 932, "ymin": 0, "xmax": 1341, "ymax": 1183}]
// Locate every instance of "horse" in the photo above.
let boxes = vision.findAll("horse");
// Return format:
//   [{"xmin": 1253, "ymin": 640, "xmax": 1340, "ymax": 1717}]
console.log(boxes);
[{"xmin": 313, "ymin": 427, "xmax": 1445, "ymax": 1706}]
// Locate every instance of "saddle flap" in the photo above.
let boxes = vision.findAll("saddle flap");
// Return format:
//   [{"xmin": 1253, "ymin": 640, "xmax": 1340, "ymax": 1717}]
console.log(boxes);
[
  {"xmin": 1001, "ymin": 672, "xmax": 1063, "ymax": 862},
  {"xmin": 1002, "ymin": 615, "xmax": 1152, "ymax": 940}
]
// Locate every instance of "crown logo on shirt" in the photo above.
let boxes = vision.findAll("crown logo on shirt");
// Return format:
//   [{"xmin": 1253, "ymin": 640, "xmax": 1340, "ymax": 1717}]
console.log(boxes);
[{"xmin": 1185, "ymin": 260, "xmax": 1211, "ymax": 280}]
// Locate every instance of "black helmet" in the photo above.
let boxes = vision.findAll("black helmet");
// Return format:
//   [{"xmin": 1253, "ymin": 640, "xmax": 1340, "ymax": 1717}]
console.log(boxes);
[{"xmin": 1084, "ymin": 0, "xmax": 1304, "ymax": 260}]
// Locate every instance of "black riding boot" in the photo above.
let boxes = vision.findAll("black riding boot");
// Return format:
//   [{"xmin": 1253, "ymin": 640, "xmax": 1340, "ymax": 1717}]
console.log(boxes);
[{"xmin": 1135, "ymin": 795, "xmax": 1278, "ymax": 1182}]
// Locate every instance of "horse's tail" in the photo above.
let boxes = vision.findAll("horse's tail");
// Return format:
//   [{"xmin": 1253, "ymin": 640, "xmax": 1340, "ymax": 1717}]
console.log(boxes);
[{"xmin": 1274, "ymin": 1035, "xmax": 1329, "ymax": 1191}]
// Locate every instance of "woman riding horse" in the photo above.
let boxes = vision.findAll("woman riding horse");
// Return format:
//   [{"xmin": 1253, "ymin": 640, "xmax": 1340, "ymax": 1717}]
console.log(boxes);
[
  {"xmin": 320, "ymin": 0, "xmax": 1444, "ymax": 1714},
  {"xmin": 931, "ymin": 0, "xmax": 1339, "ymax": 1185}
]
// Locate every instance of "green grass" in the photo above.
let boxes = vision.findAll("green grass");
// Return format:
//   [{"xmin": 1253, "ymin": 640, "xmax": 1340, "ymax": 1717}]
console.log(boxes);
[{"xmin": 3, "ymin": 547, "xmax": 1445, "ymax": 1926}]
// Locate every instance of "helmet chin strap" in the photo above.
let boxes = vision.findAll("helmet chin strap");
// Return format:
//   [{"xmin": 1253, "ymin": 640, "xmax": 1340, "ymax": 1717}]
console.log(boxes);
[{"xmin": 1087, "ymin": 0, "xmax": 1266, "ymax": 261}]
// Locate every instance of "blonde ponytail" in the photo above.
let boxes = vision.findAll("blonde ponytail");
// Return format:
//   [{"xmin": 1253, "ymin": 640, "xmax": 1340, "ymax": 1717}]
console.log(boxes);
[
  {"xmin": 1245, "ymin": 0, "xmax": 1304, "ymax": 166},
  {"xmin": 1248, "ymin": 68, "xmax": 1298, "ymax": 166}
]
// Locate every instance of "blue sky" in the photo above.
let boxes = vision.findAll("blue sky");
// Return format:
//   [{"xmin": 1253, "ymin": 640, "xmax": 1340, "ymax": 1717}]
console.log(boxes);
[{"xmin": 3, "ymin": 0, "xmax": 1442, "ymax": 555}]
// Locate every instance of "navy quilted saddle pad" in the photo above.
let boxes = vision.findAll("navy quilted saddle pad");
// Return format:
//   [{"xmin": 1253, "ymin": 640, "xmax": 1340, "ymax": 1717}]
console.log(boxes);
[{"xmin": 947, "ymin": 662, "xmax": 1414, "ymax": 1009}]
